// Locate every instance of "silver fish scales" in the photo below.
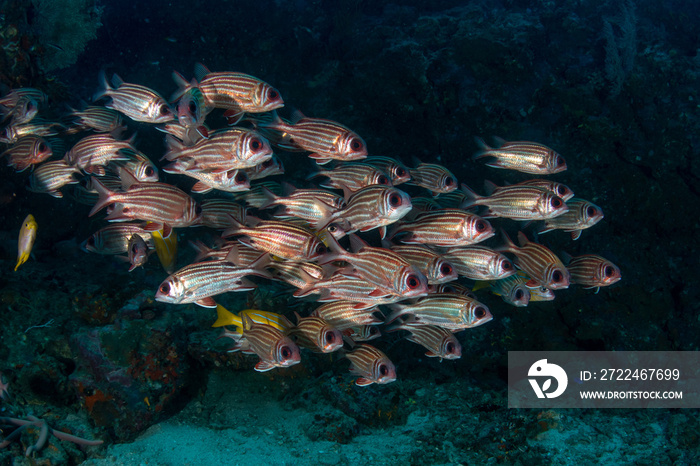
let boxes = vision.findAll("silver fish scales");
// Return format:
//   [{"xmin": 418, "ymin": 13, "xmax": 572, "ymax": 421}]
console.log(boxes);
[
  {"xmin": 289, "ymin": 314, "xmax": 343, "ymax": 353},
  {"xmin": 474, "ymin": 137, "xmax": 567, "ymax": 175},
  {"xmin": 260, "ymin": 187, "xmax": 346, "ymax": 229},
  {"xmin": 229, "ymin": 315, "xmax": 301, "ymax": 372},
  {"xmin": 361, "ymin": 156, "xmax": 411, "ymax": 185},
  {"xmin": 295, "ymin": 274, "xmax": 404, "ymax": 305},
  {"xmin": 345, "ymin": 344, "xmax": 396, "ymax": 386},
  {"xmin": 480, "ymin": 274, "xmax": 531, "ymax": 307},
  {"xmin": 461, "ymin": 183, "xmax": 568, "ymax": 220},
  {"xmin": 67, "ymin": 106, "xmax": 125, "ymax": 134},
  {"xmin": 392, "ymin": 324, "xmax": 462, "ymax": 360},
  {"xmin": 563, "ymin": 254, "xmax": 621, "ymax": 290},
  {"xmin": 389, "ymin": 209, "xmax": 494, "ymax": 247},
  {"xmin": 64, "ymin": 133, "xmax": 135, "ymax": 172},
  {"xmin": 500, "ymin": 179, "xmax": 574, "ymax": 201},
  {"xmin": 443, "ymin": 245, "xmax": 516, "ymax": 280},
  {"xmin": 332, "ymin": 185, "xmax": 413, "ymax": 238},
  {"xmin": 165, "ymin": 165, "xmax": 250, "ymax": 194},
  {"xmin": 409, "ymin": 163, "xmax": 458, "ymax": 196},
  {"xmin": 385, "ymin": 294, "xmax": 493, "ymax": 330},
  {"xmin": 310, "ymin": 301, "xmax": 382, "ymax": 329},
  {"xmin": 200, "ymin": 199, "xmax": 247, "ymax": 229},
  {"xmin": 82, "ymin": 224, "xmax": 153, "ymax": 255},
  {"xmin": 311, "ymin": 163, "xmax": 392, "ymax": 194}
]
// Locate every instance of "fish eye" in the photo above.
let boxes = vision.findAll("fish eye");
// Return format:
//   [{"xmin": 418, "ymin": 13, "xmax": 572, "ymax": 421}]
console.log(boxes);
[
  {"xmin": 444, "ymin": 177, "xmax": 454, "ymax": 187},
  {"xmin": 514, "ymin": 289, "xmax": 524, "ymax": 300},
  {"xmin": 188, "ymin": 101, "xmax": 197, "ymax": 113},
  {"xmin": 396, "ymin": 168, "xmax": 407, "ymax": 177},
  {"xmin": 440, "ymin": 263, "xmax": 453, "ymax": 276},
  {"xmin": 378, "ymin": 175, "xmax": 389, "ymax": 185},
  {"xmin": 268, "ymin": 89, "xmax": 279, "ymax": 100},
  {"xmin": 446, "ymin": 342, "xmax": 455, "ymax": 353},
  {"xmin": 159, "ymin": 283, "xmax": 170, "ymax": 294},
  {"xmin": 315, "ymin": 244, "xmax": 327, "ymax": 255},
  {"xmin": 557, "ymin": 186, "xmax": 567, "ymax": 196},
  {"xmin": 604, "ymin": 266, "xmax": 615, "ymax": 277},
  {"xmin": 388, "ymin": 193, "xmax": 401, "ymax": 207},
  {"xmin": 379, "ymin": 364, "xmax": 388, "ymax": 376},
  {"xmin": 38, "ymin": 142, "xmax": 46, "ymax": 152},
  {"xmin": 249, "ymin": 138, "xmax": 262, "ymax": 151},
  {"xmin": 442, "ymin": 285, "xmax": 456, "ymax": 293},
  {"xmin": 406, "ymin": 274, "xmax": 420, "ymax": 289},
  {"xmin": 325, "ymin": 332, "xmax": 336, "ymax": 343},
  {"xmin": 145, "ymin": 166, "xmax": 155, "ymax": 176},
  {"xmin": 475, "ymin": 220, "xmax": 486, "ymax": 232},
  {"xmin": 280, "ymin": 346, "xmax": 292, "ymax": 359},
  {"xmin": 587, "ymin": 206, "xmax": 597, "ymax": 217},
  {"xmin": 369, "ymin": 327, "xmax": 379, "ymax": 336},
  {"xmin": 556, "ymin": 156, "xmax": 565, "ymax": 166},
  {"xmin": 159, "ymin": 105, "xmax": 170, "ymax": 115},
  {"xmin": 502, "ymin": 260, "xmax": 513, "ymax": 270},
  {"xmin": 122, "ymin": 206, "xmax": 130, "ymax": 213},
  {"xmin": 349, "ymin": 138, "xmax": 363, "ymax": 151},
  {"xmin": 552, "ymin": 270, "xmax": 562, "ymax": 282},
  {"xmin": 474, "ymin": 306, "xmax": 487, "ymax": 319},
  {"xmin": 327, "ymin": 224, "xmax": 338, "ymax": 233},
  {"xmin": 551, "ymin": 197, "xmax": 562, "ymax": 208}
]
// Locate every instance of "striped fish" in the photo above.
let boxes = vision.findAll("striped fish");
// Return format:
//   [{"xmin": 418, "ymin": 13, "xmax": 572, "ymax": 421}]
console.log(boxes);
[
  {"xmin": 190, "ymin": 241, "xmax": 262, "ymax": 265},
  {"xmin": 333, "ymin": 186, "xmax": 413, "ymax": 238},
  {"xmin": 343, "ymin": 325, "xmax": 382, "ymax": 342},
  {"xmin": 362, "ymin": 156, "xmax": 411, "ymax": 185},
  {"xmin": 166, "ymin": 165, "xmax": 250, "ymax": 194},
  {"xmin": 262, "ymin": 111, "xmax": 367, "ymax": 165},
  {"xmin": 28, "ymin": 160, "xmax": 81, "ymax": 198},
  {"xmin": 443, "ymin": 245, "xmax": 516, "ymax": 280},
  {"xmin": 64, "ymin": 133, "xmax": 135, "ymax": 173},
  {"xmin": 461, "ymin": 182, "xmax": 568, "ymax": 220},
  {"xmin": 0, "ymin": 88, "xmax": 47, "ymax": 108},
  {"xmin": 393, "ymin": 324, "xmax": 462, "ymax": 360},
  {"xmin": 163, "ymin": 128, "xmax": 272, "ymax": 171},
  {"xmin": 260, "ymin": 187, "xmax": 346, "ymax": 228},
  {"xmin": 498, "ymin": 232, "xmax": 570, "ymax": 290},
  {"xmin": 126, "ymin": 233, "xmax": 149, "ymax": 271},
  {"xmin": 385, "ymin": 294, "xmax": 492, "ymax": 330},
  {"xmin": 322, "ymin": 234, "xmax": 429, "ymax": 298},
  {"xmin": 474, "ymin": 137, "xmax": 567, "ymax": 174},
  {"xmin": 430, "ymin": 282, "xmax": 475, "ymax": 297},
  {"xmin": 562, "ymin": 253, "xmax": 621, "ymax": 291},
  {"xmin": 88, "ymin": 175, "xmax": 201, "ymax": 236},
  {"xmin": 539, "ymin": 198, "xmax": 604, "ymax": 240},
  {"xmin": 93, "ymin": 73, "xmax": 174, "ymax": 124},
  {"xmin": 295, "ymin": 274, "xmax": 404, "ymax": 305},
  {"xmin": 2, "ymin": 136, "xmax": 52, "ymax": 172},
  {"xmin": 229, "ymin": 314, "xmax": 301, "ymax": 372},
  {"xmin": 473, "ymin": 274, "xmax": 531, "ymax": 307},
  {"xmin": 3, "ymin": 95, "xmax": 38, "ymax": 125},
  {"xmin": 502, "ymin": 179, "xmax": 574, "ymax": 201},
  {"xmin": 310, "ymin": 301, "xmax": 383, "ymax": 330},
  {"xmin": 389, "ymin": 209, "xmax": 494, "ymax": 247},
  {"xmin": 1, "ymin": 120, "xmax": 62, "ymax": 144},
  {"xmin": 310, "ymin": 163, "xmax": 391, "ymax": 195},
  {"xmin": 81, "ymin": 224, "xmax": 153, "ymax": 255},
  {"xmin": 390, "ymin": 244, "xmax": 458, "ymax": 285},
  {"xmin": 66, "ymin": 106, "xmax": 125, "ymax": 134},
  {"xmin": 194, "ymin": 63, "xmax": 284, "ymax": 119},
  {"xmin": 408, "ymin": 163, "xmax": 457, "ymax": 196},
  {"xmin": 116, "ymin": 148, "xmax": 159, "ymax": 182},
  {"xmin": 289, "ymin": 314, "xmax": 343, "ymax": 353},
  {"xmin": 267, "ymin": 260, "xmax": 324, "ymax": 289},
  {"xmin": 345, "ymin": 344, "xmax": 396, "ymax": 386},
  {"xmin": 222, "ymin": 218, "xmax": 328, "ymax": 262},
  {"xmin": 200, "ymin": 199, "xmax": 246, "ymax": 229},
  {"xmin": 155, "ymin": 252, "xmax": 271, "ymax": 308},
  {"xmin": 212, "ymin": 305, "xmax": 294, "ymax": 333}
]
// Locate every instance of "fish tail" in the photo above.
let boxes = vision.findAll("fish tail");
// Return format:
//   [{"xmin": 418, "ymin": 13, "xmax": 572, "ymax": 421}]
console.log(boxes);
[
  {"xmin": 459, "ymin": 183, "xmax": 481, "ymax": 208},
  {"xmin": 257, "ymin": 186, "xmax": 279, "ymax": 210},
  {"xmin": 162, "ymin": 134, "xmax": 185, "ymax": 162},
  {"xmin": 472, "ymin": 137, "xmax": 491, "ymax": 160},
  {"xmin": 92, "ymin": 70, "xmax": 113, "ymax": 102},
  {"xmin": 170, "ymin": 70, "xmax": 192, "ymax": 102},
  {"xmin": 88, "ymin": 177, "xmax": 116, "ymax": 217},
  {"xmin": 212, "ymin": 304, "xmax": 241, "ymax": 328}
]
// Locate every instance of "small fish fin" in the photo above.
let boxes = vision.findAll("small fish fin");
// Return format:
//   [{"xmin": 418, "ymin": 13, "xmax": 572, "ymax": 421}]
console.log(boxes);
[
  {"xmin": 194, "ymin": 62, "xmax": 211, "ymax": 82},
  {"xmin": 240, "ymin": 312, "xmax": 254, "ymax": 332},
  {"xmin": 317, "ymin": 230, "xmax": 346, "ymax": 261},
  {"xmin": 559, "ymin": 251, "xmax": 573, "ymax": 265},
  {"xmin": 84, "ymin": 164, "xmax": 106, "ymax": 176},
  {"xmin": 289, "ymin": 109, "xmax": 306, "ymax": 125},
  {"xmin": 459, "ymin": 183, "xmax": 481, "ymax": 208},
  {"xmin": 516, "ymin": 231, "xmax": 530, "ymax": 247},
  {"xmin": 93, "ymin": 70, "xmax": 113, "ymax": 102},
  {"xmin": 111, "ymin": 73, "xmax": 124, "ymax": 89},
  {"xmin": 355, "ymin": 377, "xmax": 373, "ymax": 386},
  {"xmin": 255, "ymin": 361, "xmax": 276, "ymax": 372},
  {"xmin": 223, "ymin": 109, "xmax": 245, "ymax": 126},
  {"xmin": 474, "ymin": 136, "xmax": 491, "ymax": 152},
  {"xmin": 570, "ymin": 230, "xmax": 582, "ymax": 241},
  {"xmin": 196, "ymin": 297, "xmax": 218, "ymax": 308},
  {"xmin": 118, "ymin": 167, "xmax": 141, "ymax": 190},
  {"xmin": 348, "ymin": 234, "xmax": 369, "ymax": 253},
  {"xmin": 425, "ymin": 351, "xmax": 439, "ymax": 358},
  {"xmin": 196, "ymin": 125, "xmax": 209, "ymax": 139},
  {"xmin": 87, "ymin": 177, "xmax": 115, "ymax": 217},
  {"xmin": 257, "ymin": 186, "xmax": 279, "ymax": 210},
  {"xmin": 495, "ymin": 230, "xmax": 517, "ymax": 254},
  {"xmin": 163, "ymin": 134, "xmax": 185, "ymax": 161},
  {"xmin": 170, "ymin": 70, "xmax": 191, "ymax": 102},
  {"xmin": 368, "ymin": 288, "xmax": 390, "ymax": 298},
  {"xmin": 191, "ymin": 181, "xmax": 213, "ymax": 194},
  {"xmin": 493, "ymin": 136, "xmax": 507, "ymax": 147},
  {"xmin": 212, "ymin": 304, "xmax": 239, "ymax": 328},
  {"xmin": 379, "ymin": 226, "xmax": 387, "ymax": 240},
  {"xmin": 309, "ymin": 154, "xmax": 332, "ymax": 165},
  {"xmin": 483, "ymin": 180, "xmax": 499, "ymax": 195}
]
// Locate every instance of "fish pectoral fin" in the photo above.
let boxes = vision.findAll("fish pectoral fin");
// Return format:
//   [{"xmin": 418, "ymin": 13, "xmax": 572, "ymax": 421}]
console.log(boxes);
[
  {"xmin": 195, "ymin": 297, "xmax": 217, "ymax": 308},
  {"xmin": 254, "ymin": 361, "xmax": 276, "ymax": 372},
  {"xmin": 191, "ymin": 181, "xmax": 213, "ymax": 194},
  {"xmin": 355, "ymin": 377, "xmax": 373, "ymax": 386},
  {"xmin": 570, "ymin": 230, "xmax": 582, "ymax": 241}
]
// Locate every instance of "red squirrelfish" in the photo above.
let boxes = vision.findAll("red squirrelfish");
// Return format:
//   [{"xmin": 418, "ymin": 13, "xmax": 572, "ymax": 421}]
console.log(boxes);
[
  {"xmin": 461, "ymin": 182, "xmax": 568, "ymax": 220},
  {"xmin": 408, "ymin": 163, "xmax": 458, "ymax": 196},
  {"xmin": 345, "ymin": 344, "xmax": 396, "ymax": 386},
  {"xmin": 2, "ymin": 136, "xmax": 52, "ymax": 172},
  {"xmin": 385, "ymin": 294, "xmax": 492, "ymax": 330},
  {"xmin": 390, "ymin": 244, "xmax": 458, "ymax": 285},
  {"xmin": 539, "ymin": 198, "xmax": 604, "ymax": 240},
  {"xmin": 67, "ymin": 106, "xmax": 125, "ymax": 134},
  {"xmin": 231, "ymin": 314, "xmax": 301, "ymax": 372},
  {"xmin": 310, "ymin": 163, "xmax": 392, "ymax": 195},
  {"xmin": 310, "ymin": 301, "xmax": 382, "ymax": 330},
  {"xmin": 93, "ymin": 73, "xmax": 175, "ymax": 124},
  {"xmin": 289, "ymin": 313, "xmax": 343, "ymax": 353},
  {"xmin": 474, "ymin": 137, "xmax": 567, "ymax": 174},
  {"xmin": 64, "ymin": 133, "xmax": 136, "ymax": 174},
  {"xmin": 126, "ymin": 233, "xmax": 150, "ymax": 272},
  {"xmin": 393, "ymin": 324, "xmax": 462, "ymax": 361},
  {"xmin": 200, "ymin": 199, "xmax": 246, "ymax": 229},
  {"xmin": 389, "ymin": 209, "xmax": 494, "ymax": 247},
  {"xmin": 443, "ymin": 245, "xmax": 516, "ymax": 280},
  {"xmin": 28, "ymin": 160, "xmax": 81, "ymax": 198},
  {"xmin": 81, "ymin": 224, "xmax": 153, "ymax": 255},
  {"xmin": 259, "ymin": 186, "xmax": 346, "ymax": 229},
  {"xmin": 497, "ymin": 232, "xmax": 570, "ymax": 290},
  {"xmin": 332, "ymin": 186, "xmax": 413, "ymax": 239},
  {"xmin": 562, "ymin": 253, "xmax": 621, "ymax": 292},
  {"xmin": 362, "ymin": 156, "xmax": 411, "ymax": 185}
]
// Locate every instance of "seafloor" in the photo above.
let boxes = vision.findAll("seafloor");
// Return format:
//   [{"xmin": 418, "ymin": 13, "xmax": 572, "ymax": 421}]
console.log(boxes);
[{"xmin": 0, "ymin": 0, "xmax": 699, "ymax": 465}]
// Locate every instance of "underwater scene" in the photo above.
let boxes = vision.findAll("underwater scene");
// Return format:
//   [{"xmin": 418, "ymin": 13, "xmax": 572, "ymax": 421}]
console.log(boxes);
[{"xmin": 0, "ymin": 0, "xmax": 698, "ymax": 464}]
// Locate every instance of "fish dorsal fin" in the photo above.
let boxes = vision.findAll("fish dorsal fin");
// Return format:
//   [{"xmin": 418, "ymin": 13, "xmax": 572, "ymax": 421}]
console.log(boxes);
[
  {"xmin": 118, "ymin": 166, "xmax": 141, "ymax": 190},
  {"xmin": 516, "ymin": 231, "xmax": 530, "ymax": 247},
  {"xmin": 194, "ymin": 63, "xmax": 211, "ymax": 82},
  {"xmin": 493, "ymin": 136, "xmax": 507, "ymax": 147},
  {"xmin": 483, "ymin": 180, "xmax": 499, "ymax": 195},
  {"xmin": 224, "ymin": 244, "xmax": 241, "ymax": 265},
  {"xmin": 559, "ymin": 250, "xmax": 573, "ymax": 265},
  {"xmin": 241, "ymin": 313, "xmax": 254, "ymax": 332},
  {"xmin": 111, "ymin": 73, "xmax": 124, "ymax": 88},
  {"xmin": 348, "ymin": 234, "xmax": 369, "ymax": 253},
  {"xmin": 289, "ymin": 109, "xmax": 306, "ymax": 125}
]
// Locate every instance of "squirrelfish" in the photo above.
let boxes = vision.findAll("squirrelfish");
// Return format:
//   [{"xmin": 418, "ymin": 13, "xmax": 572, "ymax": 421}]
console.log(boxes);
[
  {"xmin": 393, "ymin": 324, "xmax": 462, "ymax": 361},
  {"xmin": 310, "ymin": 163, "xmax": 391, "ymax": 195},
  {"xmin": 229, "ymin": 314, "xmax": 301, "ymax": 372},
  {"xmin": 67, "ymin": 106, "xmax": 125, "ymax": 134},
  {"xmin": 126, "ymin": 234, "xmax": 150, "ymax": 271},
  {"xmin": 82, "ymin": 224, "xmax": 153, "ymax": 255},
  {"xmin": 461, "ymin": 182, "xmax": 568, "ymax": 220},
  {"xmin": 443, "ymin": 246, "xmax": 515, "ymax": 280},
  {"xmin": 15, "ymin": 214, "xmax": 37, "ymax": 271},
  {"xmin": 385, "ymin": 294, "xmax": 492, "ymax": 330},
  {"xmin": 332, "ymin": 186, "xmax": 413, "ymax": 239},
  {"xmin": 289, "ymin": 313, "xmax": 343, "ymax": 353},
  {"xmin": 539, "ymin": 198, "xmax": 604, "ymax": 240},
  {"xmin": 389, "ymin": 209, "xmax": 494, "ymax": 247},
  {"xmin": 473, "ymin": 137, "xmax": 567, "ymax": 174},
  {"xmin": 94, "ymin": 73, "xmax": 174, "ymax": 124},
  {"xmin": 497, "ymin": 232, "xmax": 570, "ymax": 290},
  {"xmin": 362, "ymin": 156, "xmax": 411, "ymax": 185},
  {"xmin": 408, "ymin": 163, "xmax": 458, "ymax": 196},
  {"xmin": 473, "ymin": 274, "xmax": 531, "ymax": 307},
  {"xmin": 390, "ymin": 244, "xmax": 458, "ymax": 285},
  {"xmin": 562, "ymin": 253, "xmax": 621, "ymax": 292},
  {"xmin": 345, "ymin": 344, "xmax": 396, "ymax": 386},
  {"xmin": 310, "ymin": 301, "xmax": 382, "ymax": 330},
  {"xmin": 2, "ymin": 136, "xmax": 52, "ymax": 172},
  {"xmin": 28, "ymin": 160, "xmax": 81, "ymax": 198}
]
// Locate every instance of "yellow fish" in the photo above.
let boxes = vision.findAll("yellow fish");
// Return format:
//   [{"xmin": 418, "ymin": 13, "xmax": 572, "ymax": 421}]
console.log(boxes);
[
  {"xmin": 149, "ymin": 223, "xmax": 177, "ymax": 273},
  {"xmin": 15, "ymin": 214, "xmax": 37, "ymax": 271},
  {"xmin": 212, "ymin": 305, "xmax": 292, "ymax": 333}
]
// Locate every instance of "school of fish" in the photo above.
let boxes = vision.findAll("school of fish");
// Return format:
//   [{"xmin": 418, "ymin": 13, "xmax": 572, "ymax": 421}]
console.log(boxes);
[{"xmin": 1, "ymin": 65, "xmax": 621, "ymax": 386}]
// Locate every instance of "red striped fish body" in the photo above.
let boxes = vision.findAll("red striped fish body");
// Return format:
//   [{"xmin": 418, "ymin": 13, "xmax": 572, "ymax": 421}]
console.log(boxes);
[
  {"xmin": 1, "ymin": 120, "xmax": 62, "ymax": 144},
  {"xmin": 296, "ymin": 274, "xmax": 402, "ymax": 305},
  {"xmin": 563, "ymin": 254, "xmax": 621, "ymax": 290},
  {"xmin": 409, "ymin": 163, "xmax": 457, "ymax": 196},
  {"xmin": 443, "ymin": 245, "xmax": 515, "ymax": 280},
  {"xmin": 194, "ymin": 64, "xmax": 284, "ymax": 114},
  {"xmin": 310, "ymin": 301, "xmax": 382, "ymax": 330},
  {"xmin": 163, "ymin": 128, "xmax": 272, "ymax": 171},
  {"xmin": 334, "ymin": 186, "xmax": 413, "ymax": 237},
  {"xmin": 540, "ymin": 198, "xmax": 604, "ymax": 240},
  {"xmin": 389, "ymin": 209, "xmax": 494, "ymax": 247},
  {"xmin": 390, "ymin": 244, "xmax": 458, "ymax": 285},
  {"xmin": 165, "ymin": 164, "xmax": 250, "ymax": 194},
  {"xmin": 503, "ymin": 179, "xmax": 574, "ymax": 201},
  {"xmin": 474, "ymin": 137, "xmax": 567, "ymax": 174},
  {"xmin": 200, "ymin": 199, "xmax": 246, "ymax": 229},
  {"xmin": 461, "ymin": 183, "xmax": 568, "ymax": 220},
  {"xmin": 94, "ymin": 73, "xmax": 174, "ymax": 124},
  {"xmin": 233, "ymin": 314, "xmax": 301, "ymax": 372},
  {"xmin": 430, "ymin": 282, "xmax": 475, "ymax": 297},
  {"xmin": 263, "ymin": 112, "xmax": 367, "ymax": 165},
  {"xmin": 261, "ymin": 187, "xmax": 346, "ymax": 228},
  {"xmin": 190, "ymin": 241, "xmax": 263, "ymax": 265},
  {"xmin": 479, "ymin": 274, "xmax": 531, "ymax": 307},
  {"xmin": 0, "ymin": 88, "xmax": 47, "ymax": 108},
  {"xmin": 394, "ymin": 324, "xmax": 462, "ymax": 360},
  {"xmin": 88, "ymin": 177, "xmax": 201, "ymax": 231},
  {"xmin": 67, "ymin": 106, "xmax": 125, "ymax": 134},
  {"xmin": 498, "ymin": 232, "xmax": 570, "ymax": 289},
  {"xmin": 345, "ymin": 344, "xmax": 396, "ymax": 386},
  {"xmin": 223, "ymin": 219, "xmax": 327, "ymax": 262},
  {"xmin": 155, "ymin": 252, "xmax": 270, "ymax": 308},
  {"xmin": 28, "ymin": 160, "xmax": 81, "ymax": 198},
  {"xmin": 362, "ymin": 156, "xmax": 411, "ymax": 185},
  {"xmin": 385, "ymin": 294, "xmax": 492, "ymax": 330},
  {"xmin": 290, "ymin": 314, "xmax": 343, "ymax": 353},
  {"xmin": 64, "ymin": 133, "xmax": 135, "ymax": 172},
  {"xmin": 311, "ymin": 163, "xmax": 391, "ymax": 194},
  {"xmin": 81, "ymin": 224, "xmax": 153, "ymax": 255},
  {"xmin": 2, "ymin": 135, "xmax": 52, "ymax": 172}
]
